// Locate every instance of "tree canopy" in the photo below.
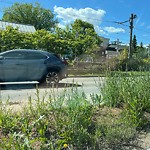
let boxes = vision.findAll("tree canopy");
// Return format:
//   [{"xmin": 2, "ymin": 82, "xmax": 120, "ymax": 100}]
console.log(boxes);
[
  {"xmin": 71, "ymin": 19, "xmax": 95, "ymax": 35},
  {"xmin": 132, "ymin": 35, "xmax": 147, "ymax": 58},
  {"xmin": 1, "ymin": 13, "xmax": 102, "ymax": 59},
  {"xmin": 2, "ymin": 3, "xmax": 57, "ymax": 31},
  {"xmin": 70, "ymin": 19, "xmax": 102, "ymax": 56},
  {"xmin": 132, "ymin": 35, "xmax": 137, "ymax": 50}
]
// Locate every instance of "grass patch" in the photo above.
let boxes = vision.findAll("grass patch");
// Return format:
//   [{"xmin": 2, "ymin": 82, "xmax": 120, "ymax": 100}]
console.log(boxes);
[
  {"xmin": 101, "ymin": 71, "xmax": 150, "ymax": 127},
  {"xmin": 0, "ymin": 71, "xmax": 150, "ymax": 149}
]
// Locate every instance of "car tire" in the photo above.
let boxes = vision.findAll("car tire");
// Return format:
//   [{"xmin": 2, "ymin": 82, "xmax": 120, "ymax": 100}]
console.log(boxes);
[{"xmin": 45, "ymin": 71, "xmax": 59, "ymax": 85}]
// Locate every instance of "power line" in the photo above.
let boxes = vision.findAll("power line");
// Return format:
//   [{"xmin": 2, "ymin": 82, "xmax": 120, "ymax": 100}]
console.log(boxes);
[
  {"xmin": 0, "ymin": 2, "xmax": 148, "ymax": 44},
  {"xmin": 0, "ymin": 1, "xmax": 150, "ymax": 35},
  {"xmin": 56, "ymin": 13, "xmax": 149, "ymax": 39},
  {"xmin": 113, "ymin": 20, "xmax": 129, "ymax": 25}
]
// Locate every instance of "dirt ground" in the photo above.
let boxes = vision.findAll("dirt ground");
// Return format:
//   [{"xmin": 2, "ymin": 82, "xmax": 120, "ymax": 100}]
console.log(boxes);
[
  {"xmin": 5, "ymin": 103, "xmax": 150, "ymax": 150},
  {"xmin": 136, "ymin": 127, "xmax": 150, "ymax": 150}
]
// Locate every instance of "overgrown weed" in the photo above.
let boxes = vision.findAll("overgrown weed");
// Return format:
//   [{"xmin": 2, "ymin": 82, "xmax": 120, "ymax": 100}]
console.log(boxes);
[
  {"xmin": 0, "ymin": 72, "xmax": 149, "ymax": 149},
  {"xmin": 102, "ymin": 71, "xmax": 150, "ymax": 128}
]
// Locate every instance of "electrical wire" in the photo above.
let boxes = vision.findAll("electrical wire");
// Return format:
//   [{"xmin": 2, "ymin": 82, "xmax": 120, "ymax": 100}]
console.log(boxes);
[{"xmin": 0, "ymin": 0, "xmax": 149, "ymax": 43}]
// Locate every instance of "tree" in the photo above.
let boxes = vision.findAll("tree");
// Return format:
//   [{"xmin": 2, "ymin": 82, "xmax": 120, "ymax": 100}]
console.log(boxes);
[
  {"xmin": 33, "ymin": 29, "xmax": 57, "ymax": 53},
  {"xmin": 0, "ymin": 26, "xmax": 24, "ymax": 51},
  {"xmin": 2, "ymin": 2, "xmax": 57, "ymax": 31},
  {"xmin": 136, "ymin": 43, "xmax": 147, "ymax": 59},
  {"xmin": 140, "ymin": 42, "xmax": 143, "ymax": 48},
  {"xmin": 53, "ymin": 27, "xmax": 73, "ymax": 55},
  {"xmin": 71, "ymin": 19, "xmax": 95, "ymax": 35},
  {"xmin": 70, "ymin": 19, "xmax": 102, "ymax": 57},
  {"xmin": 132, "ymin": 35, "xmax": 137, "ymax": 54}
]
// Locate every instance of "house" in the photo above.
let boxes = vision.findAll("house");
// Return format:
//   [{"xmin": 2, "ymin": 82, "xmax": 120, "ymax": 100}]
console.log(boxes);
[
  {"xmin": 99, "ymin": 36, "xmax": 110, "ymax": 48},
  {"xmin": 105, "ymin": 39, "xmax": 128, "ymax": 59},
  {"xmin": 0, "ymin": 20, "xmax": 36, "ymax": 33},
  {"xmin": 105, "ymin": 47, "xmax": 119, "ymax": 58}
]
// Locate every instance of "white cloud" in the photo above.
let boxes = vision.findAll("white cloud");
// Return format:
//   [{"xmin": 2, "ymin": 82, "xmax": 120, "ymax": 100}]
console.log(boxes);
[
  {"xmin": 104, "ymin": 27, "xmax": 125, "ymax": 33},
  {"xmin": 54, "ymin": 6, "xmax": 106, "ymax": 26},
  {"xmin": 95, "ymin": 26, "xmax": 106, "ymax": 35},
  {"xmin": 54, "ymin": 6, "xmax": 125, "ymax": 35}
]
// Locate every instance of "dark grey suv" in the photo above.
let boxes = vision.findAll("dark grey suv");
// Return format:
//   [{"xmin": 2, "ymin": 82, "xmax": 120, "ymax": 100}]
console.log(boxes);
[{"xmin": 0, "ymin": 49, "xmax": 68, "ymax": 84}]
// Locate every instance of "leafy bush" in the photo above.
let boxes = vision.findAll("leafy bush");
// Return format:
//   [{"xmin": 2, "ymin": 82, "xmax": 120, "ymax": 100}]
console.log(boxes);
[
  {"xmin": 101, "ymin": 71, "xmax": 150, "ymax": 127},
  {"xmin": 125, "ymin": 58, "xmax": 147, "ymax": 71},
  {"xmin": 0, "ymin": 86, "xmax": 140, "ymax": 150}
]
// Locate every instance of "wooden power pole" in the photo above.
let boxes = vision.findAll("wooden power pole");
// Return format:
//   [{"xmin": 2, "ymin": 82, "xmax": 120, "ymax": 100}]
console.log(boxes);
[{"xmin": 129, "ymin": 14, "xmax": 137, "ymax": 58}]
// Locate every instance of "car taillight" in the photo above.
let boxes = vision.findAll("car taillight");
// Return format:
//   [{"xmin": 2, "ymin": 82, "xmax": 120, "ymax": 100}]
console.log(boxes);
[{"xmin": 62, "ymin": 59, "xmax": 68, "ymax": 65}]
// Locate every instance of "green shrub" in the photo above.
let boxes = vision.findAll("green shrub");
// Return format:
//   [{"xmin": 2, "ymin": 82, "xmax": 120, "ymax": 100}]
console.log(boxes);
[
  {"xmin": 0, "ymin": 81, "xmax": 148, "ymax": 149},
  {"xmin": 101, "ymin": 71, "xmax": 150, "ymax": 127}
]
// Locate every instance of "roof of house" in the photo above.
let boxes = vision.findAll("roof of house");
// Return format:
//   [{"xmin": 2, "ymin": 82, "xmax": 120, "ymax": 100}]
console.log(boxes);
[
  {"xmin": 106, "ymin": 47, "xmax": 117, "ymax": 51},
  {"xmin": 0, "ymin": 20, "xmax": 36, "ymax": 33}
]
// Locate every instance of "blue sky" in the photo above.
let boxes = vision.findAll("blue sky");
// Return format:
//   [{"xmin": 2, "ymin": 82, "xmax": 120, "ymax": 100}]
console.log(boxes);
[{"xmin": 0, "ymin": 0, "xmax": 150, "ymax": 46}]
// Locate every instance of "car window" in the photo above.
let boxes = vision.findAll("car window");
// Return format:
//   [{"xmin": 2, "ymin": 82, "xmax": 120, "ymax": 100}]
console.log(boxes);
[
  {"xmin": 50, "ymin": 54, "xmax": 61, "ymax": 62},
  {"xmin": 26, "ymin": 52, "xmax": 47, "ymax": 60},
  {"xmin": 1, "ymin": 51, "xmax": 25, "ymax": 60}
]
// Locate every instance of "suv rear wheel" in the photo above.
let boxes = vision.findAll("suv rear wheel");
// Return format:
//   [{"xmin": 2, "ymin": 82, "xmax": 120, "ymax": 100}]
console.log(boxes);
[{"xmin": 45, "ymin": 71, "xmax": 59, "ymax": 85}]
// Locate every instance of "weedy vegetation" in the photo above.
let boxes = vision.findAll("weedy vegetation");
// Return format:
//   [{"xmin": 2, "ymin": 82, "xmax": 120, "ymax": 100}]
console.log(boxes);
[{"xmin": 0, "ymin": 71, "xmax": 150, "ymax": 150}]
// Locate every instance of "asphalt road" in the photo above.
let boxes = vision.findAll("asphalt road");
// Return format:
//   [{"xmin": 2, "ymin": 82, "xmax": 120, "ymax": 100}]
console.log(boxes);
[{"xmin": 0, "ymin": 77, "xmax": 105, "ymax": 103}]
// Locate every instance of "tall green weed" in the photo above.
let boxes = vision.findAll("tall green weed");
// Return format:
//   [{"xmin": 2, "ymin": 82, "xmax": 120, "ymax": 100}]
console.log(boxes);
[{"xmin": 102, "ymin": 71, "xmax": 150, "ymax": 127}]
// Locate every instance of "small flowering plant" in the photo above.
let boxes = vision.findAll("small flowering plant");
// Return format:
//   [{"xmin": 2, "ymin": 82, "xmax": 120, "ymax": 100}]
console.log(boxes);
[{"xmin": 63, "ymin": 143, "xmax": 68, "ymax": 148}]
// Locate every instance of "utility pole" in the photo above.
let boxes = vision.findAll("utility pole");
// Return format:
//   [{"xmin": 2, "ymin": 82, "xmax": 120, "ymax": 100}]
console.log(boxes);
[
  {"xmin": 129, "ymin": 14, "xmax": 137, "ymax": 58},
  {"xmin": 148, "ymin": 44, "xmax": 150, "ymax": 57},
  {"xmin": 116, "ymin": 38, "xmax": 120, "ymax": 53}
]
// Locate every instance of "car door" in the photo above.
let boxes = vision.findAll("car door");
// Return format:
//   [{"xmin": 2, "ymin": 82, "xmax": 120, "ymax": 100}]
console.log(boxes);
[
  {"xmin": 0, "ymin": 56, "xmax": 4, "ymax": 81},
  {"xmin": 1, "ymin": 51, "xmax": 27, "ymax": 82},
  {"xmin": 24, "ymin": 51, "xmax": 47, "ymax": 81}
]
